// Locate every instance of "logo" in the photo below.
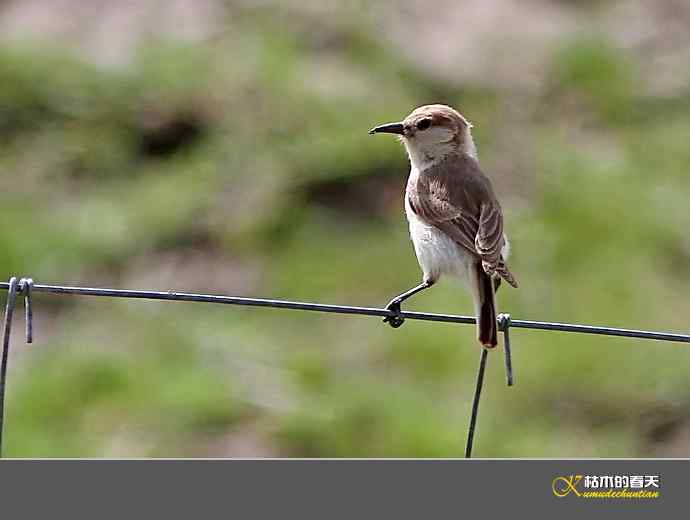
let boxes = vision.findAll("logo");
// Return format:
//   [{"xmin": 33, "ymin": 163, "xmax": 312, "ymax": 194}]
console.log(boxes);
[{"xmin": 552, "ymin": 474, "xmax": 660, "ymax": 499}]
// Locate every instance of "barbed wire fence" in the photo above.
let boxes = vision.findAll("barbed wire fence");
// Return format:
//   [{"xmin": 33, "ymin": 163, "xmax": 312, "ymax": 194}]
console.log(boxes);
[{"xmin": 1, "ymin": 276, "xmax": 689, "ymax": 458}]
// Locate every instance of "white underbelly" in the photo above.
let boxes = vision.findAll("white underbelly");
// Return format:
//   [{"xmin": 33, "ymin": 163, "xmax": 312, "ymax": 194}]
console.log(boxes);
[{"xmin": 405, "ymin": 197, "xmax": 474, "ymax": 283}]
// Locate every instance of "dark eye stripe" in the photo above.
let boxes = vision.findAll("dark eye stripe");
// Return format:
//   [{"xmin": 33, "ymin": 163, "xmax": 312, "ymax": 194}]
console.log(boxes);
[{"xmin": 416, "ymin": 118, "xmax": 432, "ymax": 131}]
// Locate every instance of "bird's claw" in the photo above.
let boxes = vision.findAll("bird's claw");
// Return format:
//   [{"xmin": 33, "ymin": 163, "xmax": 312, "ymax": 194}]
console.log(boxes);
[{"xmin": 383, "ymin": 300, "xmax": 405, "ymax": 328}]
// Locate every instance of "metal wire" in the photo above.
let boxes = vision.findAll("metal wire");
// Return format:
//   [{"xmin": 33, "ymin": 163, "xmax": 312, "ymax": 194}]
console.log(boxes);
[
  {"xmin": 465, "ymin": 348, "xmax": 488, "ymax": 458},
  {"xmin": 1, "ymin": 278, "xmax": 689, "ymax": 459},
  {"xmin": 498, "ymin": 314, "xmax": 513, "ymax": 386},
  {"xmin": 0, "ymin": 277, "xmax": 19, "ymax": 458},
  {"xmin": 1, "ymin": 281, "xmax": 688, "ymax": 343},
  {"xmin": 18, "ymin": 278, "xmax": 33, "ymax": 344}
]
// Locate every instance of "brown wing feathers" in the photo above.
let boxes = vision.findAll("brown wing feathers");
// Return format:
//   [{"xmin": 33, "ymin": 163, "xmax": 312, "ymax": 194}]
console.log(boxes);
[{"xmin": 407, "ymin": 154, "xmax": 518, "ymax": 288}]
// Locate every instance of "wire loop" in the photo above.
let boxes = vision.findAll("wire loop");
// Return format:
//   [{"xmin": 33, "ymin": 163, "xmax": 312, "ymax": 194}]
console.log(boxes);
[
  {"xmin": 18, "ymin": 278, "xmax": 33, "ymax": 344},
  {"xmin": 498, "ymin": 313, "xmax": 513, "ymax": 386}
]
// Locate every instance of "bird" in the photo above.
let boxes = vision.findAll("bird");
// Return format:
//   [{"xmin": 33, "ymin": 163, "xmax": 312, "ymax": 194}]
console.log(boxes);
[{"xmin": 369, "ymin": 104, "xmax": 517, "ymax": 348}]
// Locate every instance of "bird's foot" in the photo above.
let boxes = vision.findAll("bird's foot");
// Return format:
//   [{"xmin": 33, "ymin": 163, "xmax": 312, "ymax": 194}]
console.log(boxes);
[{"xmin": 383, "ymin": 299, "xmax": 405, "ymax": 328}]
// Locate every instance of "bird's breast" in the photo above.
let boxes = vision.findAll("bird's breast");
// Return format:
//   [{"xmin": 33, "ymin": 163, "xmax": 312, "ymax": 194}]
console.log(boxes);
[{"xmin": 404, "ymin": 191, "xmax": 472, "ymax": 281}]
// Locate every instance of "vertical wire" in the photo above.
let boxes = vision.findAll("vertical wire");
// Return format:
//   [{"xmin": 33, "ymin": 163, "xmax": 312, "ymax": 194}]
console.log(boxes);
[
  {"xmin": 0, "ymin": 277, "xmax": 19, "ymax": 457},
  {"xmin": 465, "ymin": 348, "xmax": 489, "ymax": 458},
  {"xmin": 499, "ymin": 314, "xmax": 513, "ymax": 387},
  {"xmin": 22, "ymin": 278, "xmax": 33, "ymax": 344}
]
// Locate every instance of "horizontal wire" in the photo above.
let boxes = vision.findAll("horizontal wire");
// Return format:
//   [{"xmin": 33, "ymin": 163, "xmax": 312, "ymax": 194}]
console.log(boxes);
[{"xmin": 1, "ymin": 281, "xmax": 688, "ymax": 344}]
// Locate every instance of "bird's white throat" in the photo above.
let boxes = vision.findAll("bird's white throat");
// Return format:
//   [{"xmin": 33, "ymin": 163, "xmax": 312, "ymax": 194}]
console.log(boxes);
[{"xmin": 403, "ymin": 127, "xmax": 478, "ymax": 172}]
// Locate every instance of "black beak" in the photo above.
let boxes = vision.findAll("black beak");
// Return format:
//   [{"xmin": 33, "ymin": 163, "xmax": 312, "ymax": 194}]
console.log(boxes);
[{"xmin": 369, "ymin": 122, "xmax": 405, "ymax": 135}]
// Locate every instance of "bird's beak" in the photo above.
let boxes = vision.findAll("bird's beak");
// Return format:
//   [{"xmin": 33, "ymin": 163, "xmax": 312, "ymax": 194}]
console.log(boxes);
[{"xmin": 368, "ymin": 122, "xmax": 405, "ymax": 135}]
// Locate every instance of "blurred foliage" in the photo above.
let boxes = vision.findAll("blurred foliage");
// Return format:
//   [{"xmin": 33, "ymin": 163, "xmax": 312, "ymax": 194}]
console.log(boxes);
[{"xmin": 1, "ymin": 7, "xmax": 690, "ymax": 457}]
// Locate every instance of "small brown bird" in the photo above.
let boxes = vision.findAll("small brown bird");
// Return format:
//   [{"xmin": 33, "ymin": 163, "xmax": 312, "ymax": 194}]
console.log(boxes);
[{"xmin": 370, "ymin": 104, "xmax": 517, "ymax": 348}]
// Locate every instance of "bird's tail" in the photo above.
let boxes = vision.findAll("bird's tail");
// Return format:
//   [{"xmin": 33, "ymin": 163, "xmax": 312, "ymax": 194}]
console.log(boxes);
[{"xmin": 472, "ymin": 261, "xmax": 497, "ymax": 348}]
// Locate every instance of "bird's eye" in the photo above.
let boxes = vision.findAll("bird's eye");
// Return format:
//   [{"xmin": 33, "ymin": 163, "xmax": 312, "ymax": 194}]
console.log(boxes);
[{"xmin": 416, "ymin": 118, "xmax": 432, "ymax": 131}]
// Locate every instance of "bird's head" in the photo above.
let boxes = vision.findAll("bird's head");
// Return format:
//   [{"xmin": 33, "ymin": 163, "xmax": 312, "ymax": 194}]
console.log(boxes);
[{"xmin": 369, "ymin": 104, "xmax": 476, "ymax": 169}]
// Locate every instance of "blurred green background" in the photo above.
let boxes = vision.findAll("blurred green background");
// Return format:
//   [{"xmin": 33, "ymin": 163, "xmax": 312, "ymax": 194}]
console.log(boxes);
[{"xmin": 1, "ymin": 0, "xmax": 689, "ymax": 457}]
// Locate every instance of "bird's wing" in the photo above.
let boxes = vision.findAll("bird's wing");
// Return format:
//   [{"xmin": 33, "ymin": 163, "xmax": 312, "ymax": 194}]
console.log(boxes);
[
  {"xmin": 476, "ymin": 200, "xmax": 518, "ymax": 288},
  {"xmin": 407, "ymin": 171, "xmax": 478, "ymax": 254},
  {"xmin": 475, "ymin": 201, "xmax": 503, "ymax": 263},
  {"xmin": 407, "ymin": 155, "xmax": 518, "ymax": 287}
]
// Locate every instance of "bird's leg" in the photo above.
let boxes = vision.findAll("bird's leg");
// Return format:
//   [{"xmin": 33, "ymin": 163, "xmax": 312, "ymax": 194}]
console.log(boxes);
[{"xmin": 383, "ymin": 280, "xmax": 434, "ymax": 328}]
